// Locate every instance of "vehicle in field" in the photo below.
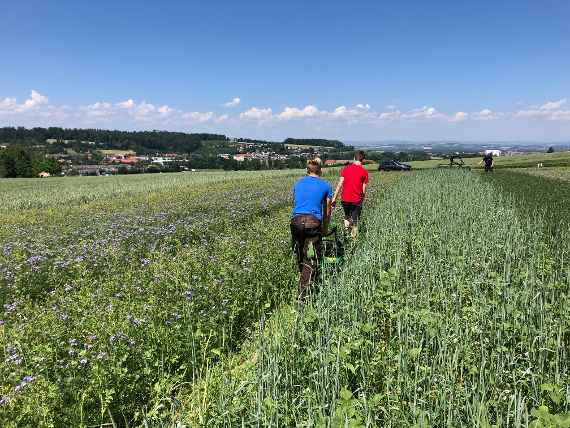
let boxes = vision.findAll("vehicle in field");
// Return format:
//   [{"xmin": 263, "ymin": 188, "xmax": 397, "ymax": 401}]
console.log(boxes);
[
  {"xmin": 438, "ymin": 154, "xmax": 471, "ymax": 170},
  {"xmin": 378, "ymin": 160, "xmax": 412, "ymax": 171}
]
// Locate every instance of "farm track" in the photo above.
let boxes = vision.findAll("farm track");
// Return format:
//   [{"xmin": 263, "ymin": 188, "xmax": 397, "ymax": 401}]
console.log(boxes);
[{"xmin": 180, "ymin": 170, "xmax": 570, "ymax": 427}]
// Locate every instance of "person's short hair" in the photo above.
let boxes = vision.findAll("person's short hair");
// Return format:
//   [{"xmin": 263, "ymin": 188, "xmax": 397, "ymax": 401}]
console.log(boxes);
[
  {"xmin": 355, "ymin": 150, "xmax": 366, "ymax": 162},
  {"xmin": 306, "ymin": 157, "xmax": 322, "ymax": 175}
]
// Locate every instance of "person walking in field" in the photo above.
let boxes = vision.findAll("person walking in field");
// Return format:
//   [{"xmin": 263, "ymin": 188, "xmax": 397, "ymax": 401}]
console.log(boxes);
[
  {"xmin": 332, "ymin": 150, "xmax": 369, "ymax": 238},
  {"xmin": 480, "ymin": 153, "xmax": 494, "ymax": 172},
  {"xmin": 290, "ymin": 158, "xmax": 332, "ymax": 304}
]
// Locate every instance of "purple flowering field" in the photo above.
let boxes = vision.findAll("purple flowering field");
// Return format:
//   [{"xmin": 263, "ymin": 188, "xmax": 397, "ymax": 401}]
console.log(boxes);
[{"xmin": 0, "ymin": 170, "xmax": 310, "ymax": 425}]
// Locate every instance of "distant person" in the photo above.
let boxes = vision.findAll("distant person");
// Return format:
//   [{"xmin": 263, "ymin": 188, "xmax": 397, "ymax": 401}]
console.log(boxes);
[
  {"xmin": 332, "ymin": 150, "xmax": 369, "ymax": 238},
  {"xmin": 480, "ymin": 153, "xmax": 494, "ymax": 172},
  {"xmin": 290, "ymin": 158, "xmax": 332, "ymax": 304}
]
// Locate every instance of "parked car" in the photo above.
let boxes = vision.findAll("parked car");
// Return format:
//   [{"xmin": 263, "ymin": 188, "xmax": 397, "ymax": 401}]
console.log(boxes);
[{"xmin": 378, "ymin": 160, "xmax": 412, "ymax": 171}]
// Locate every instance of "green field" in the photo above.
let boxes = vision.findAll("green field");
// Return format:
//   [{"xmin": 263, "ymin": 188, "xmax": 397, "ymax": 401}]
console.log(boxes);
[
  {"xmin": 409, "ymin": 150, "xmax": 570, "ymax": 170},
  {"xmin": 1, "ymin": 167, "xmax": 569, "ymax": 426}
]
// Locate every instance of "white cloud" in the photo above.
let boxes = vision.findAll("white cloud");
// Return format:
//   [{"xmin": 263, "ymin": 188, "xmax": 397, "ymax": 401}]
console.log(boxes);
[
  {"xmin": 158, "ymin": 105, "xmax": 174, "ymax": 115},
  {"xmin": 515, "ymin": 99, "xmax": 570, "ymax": 120},
  {"xmin": 117, "ymin": 99, "xmax": 135, "ymax": 109},
  {"xmin": 80, "ymin": 101, "xmax": 114, "ymax": 117},
  {"xmin": 450, "ymin": 111, "xmax": 468, "ymax": 122},
  {"xmin": 215, "ymin": 114, "xmax": 229, "ymax": 123},
  {"xmin": 0, "ymin": 97, "xmax": 17, "ymax": 111},
  {"xmin": 355, "ymin": 103, "xmax": 371, "ymax": 110},
  {"xmin": 134, "ymin": 101, "xmax": 156, "ymax": 116},
  {"xmin": 182, "ymin": 111, "xmax": 214, "ymax": 123},
  {"xmin": 331, "ymin": 104, "xmax": 374, "ymax": 120},
  {"xmin": 540, "ymin": 98, "xmax": 566, "ymax": 111},
  {"xmin": 378, "ymin": 110, "xmax": 402, "ymax": 120},
  {"xmin": 278, "ymin": 105, "xmax": 322, "ymax": 120},
  {"xmin": 401, "ymin": 106, "xmax": 446, "ymax": 120},
  {"xmin": 472, "ymin": 108, "xmax": 500, "ymax": 120},
  {"xmin": 223, "ymin": 97, "xmax": 241, "ymax": 108},
  {"xmin": 240, "ymin": 107, "xmax": 273, "ymax": 120},
  {"xmin": 16, "ymin": 90, "xmax": 48, "ymax": 112}
]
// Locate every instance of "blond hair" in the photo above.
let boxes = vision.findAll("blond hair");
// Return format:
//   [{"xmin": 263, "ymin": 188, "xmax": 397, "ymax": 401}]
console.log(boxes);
[{"xmin": 306, "ymin": 157, "xmax": 322, "ymax": 175}]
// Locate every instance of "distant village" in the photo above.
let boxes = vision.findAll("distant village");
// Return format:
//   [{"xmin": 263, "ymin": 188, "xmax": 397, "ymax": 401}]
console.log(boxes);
[{"xmin": 29, "ymin": 138, "xmax": 347, "ymax": 176}]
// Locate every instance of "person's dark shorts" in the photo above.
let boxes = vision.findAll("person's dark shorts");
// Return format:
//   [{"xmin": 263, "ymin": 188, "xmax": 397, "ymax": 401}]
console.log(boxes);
[
  {"xmin": 290, "ymin": 214, "xmax": 323, "ymax": 272},
  {"xmin": 341, "ymin": 201, "xmax": 362, "ymax": 225}
]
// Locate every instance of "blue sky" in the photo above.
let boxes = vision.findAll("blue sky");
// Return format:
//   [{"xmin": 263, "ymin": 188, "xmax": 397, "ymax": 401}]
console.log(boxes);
[{"xmin": 1, "ymin": 0, "xmax": 569, "ymax": 141}]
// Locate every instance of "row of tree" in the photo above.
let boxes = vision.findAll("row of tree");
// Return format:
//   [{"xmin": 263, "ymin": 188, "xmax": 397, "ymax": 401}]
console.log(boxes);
[{"xmin": 0, "ymin": 127, "xmax": 226, "ymax": 154}]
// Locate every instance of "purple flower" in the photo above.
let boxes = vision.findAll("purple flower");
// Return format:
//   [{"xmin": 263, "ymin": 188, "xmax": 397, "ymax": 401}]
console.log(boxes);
[
  {"xmin": 0, "ymin": 395, "xmax": 10, "ymax": 406},
  {"xmin": 14, "ymin": 375, "xmax": 36, "ymax": 393},
  {"xmin": 79, "ymin": 358, "xmax": 88, "ymax": 366},
  {"xmin": 128, "ymin": 314, "xmax": 144, "ymax": 327},
  {"xmin": 185, "ymin": 290, "xmax": 193, "ymax": 301},
  {"xmin": 3, "ymin": 302, "xmax": 17, "ymax": 314},
  {"xmin": 5, "ymin": 346, "xmax": 21, "ymax": 366},
  {"xmin": 68, "ymin": 338, "xmax": 77, "ymax": 347},
  {"xmin": 140, "ymin": 258, "xmax": 151, "ymax": 266}
]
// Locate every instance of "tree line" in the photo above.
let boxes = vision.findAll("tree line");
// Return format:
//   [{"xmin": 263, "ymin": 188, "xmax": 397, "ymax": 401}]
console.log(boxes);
[
  {"xmin": 0, "ymin": 146, "xmax": 61, "ymax": 178},
  {"xmin": 0, "ymin": 127, "xmax": 226, "ymax": 154}
]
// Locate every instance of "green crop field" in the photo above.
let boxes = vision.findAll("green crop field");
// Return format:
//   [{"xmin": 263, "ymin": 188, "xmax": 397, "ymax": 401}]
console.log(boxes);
[
  {"xmin": 1, "ymin": 167, "xmax": 569, "ymax": 427},
  {"xmin": 409, "ymin": 151, "xmax": 570, "ymax": 170}
]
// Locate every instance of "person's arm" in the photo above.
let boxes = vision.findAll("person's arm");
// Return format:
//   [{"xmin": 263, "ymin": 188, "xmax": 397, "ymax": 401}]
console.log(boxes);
[
  {"xmin": 331, "ymin": 176, "xmax": 344, "ymax": 205},
  {"xmin": 361, "ymin": 170, "xmax": 369, "ymax": 200}
]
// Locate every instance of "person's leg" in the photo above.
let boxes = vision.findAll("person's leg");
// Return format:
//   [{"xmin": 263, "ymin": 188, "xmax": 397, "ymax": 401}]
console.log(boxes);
[
  {"xmin": 293, "ymin": 216, "xmax": 321, "ymax": 305},
  {"xmin": 341, "ymin": 202, "xmax": 353, "ymax": 230},
  {"xmin": 290, "ymin": 218, "xmax": 305, "ymax": 273},
  {"xmin": 350, "ymin": 203, "xmax": 362, "ymax": 238}
]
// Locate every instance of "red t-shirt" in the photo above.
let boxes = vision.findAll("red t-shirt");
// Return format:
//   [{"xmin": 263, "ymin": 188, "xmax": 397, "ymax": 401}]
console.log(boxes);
[{"xmin": 341, "ymin": 163, "xmax": 369, "ymax": 203}]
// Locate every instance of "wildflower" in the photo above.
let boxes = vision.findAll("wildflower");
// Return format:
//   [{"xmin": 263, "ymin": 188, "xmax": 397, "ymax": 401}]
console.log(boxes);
[
  {"xmin": 0, "ymin": 395, "xmax": 9, "ymax": 406},
  {"xmin": 141, "ymin": 258, "xmax": 151, "ymax": 266},
  {"xmin": 14, "ymin": 375, "xmax": 36, "ymax": 393},
  {"xmin": 184, "ymin": 290, "xmax": 193, "ymax": 301},
  {"xmin": 128, "ymin": 314, "xmax": 144, "ymax": 327},
  {"xmin": 3, "ymin": 302, "xmax": 17, "ymax": 314},
  {"xmin": 5, "ymin": 346, "xmax": 22, "ymax": 366},
  {"xmin": 68, "ymin": 338, "xmax": 77, "ymax": 347},
  {"xmin": 79, "ymin": 358, "xmax": 88, "ymax": 366}
]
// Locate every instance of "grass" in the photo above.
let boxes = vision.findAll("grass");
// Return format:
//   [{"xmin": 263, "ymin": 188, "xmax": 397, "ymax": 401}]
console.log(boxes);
[
  {"xmin": 180, "ymin": 169, "xmax": 570, "ymax": 427},
  {"xmin": 2, "ymin": 167, "xmax": 569, "ymax": 426},
  {"xmin": 409, "ymin": 151, "xmax": 570, "ymax": 170}
]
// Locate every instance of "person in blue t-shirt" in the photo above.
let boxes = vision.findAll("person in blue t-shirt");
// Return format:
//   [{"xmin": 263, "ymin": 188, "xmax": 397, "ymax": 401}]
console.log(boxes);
[{"xmin": 290, "ymin": 158, "xmax": 333, "ymax": 304}]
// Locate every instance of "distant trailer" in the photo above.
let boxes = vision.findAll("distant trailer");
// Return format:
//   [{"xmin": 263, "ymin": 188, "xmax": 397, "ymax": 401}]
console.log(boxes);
[{"xmin": 484, "ymin": 149, "xmax": 501, "ymax": 156}]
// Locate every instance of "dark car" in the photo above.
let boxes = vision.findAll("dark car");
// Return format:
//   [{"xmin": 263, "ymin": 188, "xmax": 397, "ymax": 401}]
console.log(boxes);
[{"xmin": 378, "ymin": 160, "xmax": 412, "ymax": 171}]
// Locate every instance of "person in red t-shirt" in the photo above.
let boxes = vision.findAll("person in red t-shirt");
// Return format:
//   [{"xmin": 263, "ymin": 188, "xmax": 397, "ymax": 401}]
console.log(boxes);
[{"xmin": 331, "ymin": 151, "xmax": 369, "ymax": 238}]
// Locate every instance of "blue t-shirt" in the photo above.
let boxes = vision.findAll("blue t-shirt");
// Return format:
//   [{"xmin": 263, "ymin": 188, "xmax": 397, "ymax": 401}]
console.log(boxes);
[{"xmin": 291, "ymin": 176, "xmax": 333, "ymax": 221}]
